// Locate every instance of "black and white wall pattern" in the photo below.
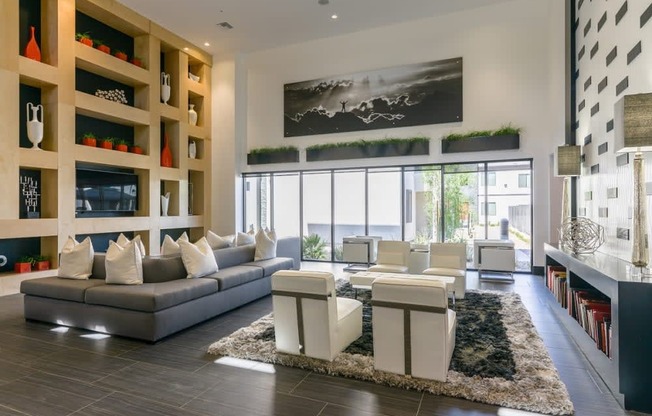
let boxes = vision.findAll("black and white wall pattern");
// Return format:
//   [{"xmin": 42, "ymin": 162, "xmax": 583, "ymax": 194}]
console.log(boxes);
[{"xmin": 575, "ymin": 0, "xmax": 652, "ymax": 260}]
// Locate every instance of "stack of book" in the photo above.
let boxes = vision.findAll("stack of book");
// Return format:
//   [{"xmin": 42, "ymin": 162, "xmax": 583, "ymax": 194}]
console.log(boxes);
[
  {"xmin": 546, "ymin": 266, "xmax": 568, "ymax": 307},
  {"xmin": 569, "ymin": 289, "xmax": 612, "ymax": 358}
]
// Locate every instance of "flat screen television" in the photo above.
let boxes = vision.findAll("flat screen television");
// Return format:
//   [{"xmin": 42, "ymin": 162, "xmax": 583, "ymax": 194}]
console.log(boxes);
[{"xmin": 76, "ymin": 168, "xmax": 138, "ymax": 214}]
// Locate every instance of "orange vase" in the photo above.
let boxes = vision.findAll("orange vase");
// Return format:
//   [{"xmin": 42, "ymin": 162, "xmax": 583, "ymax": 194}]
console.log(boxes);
[
  {"xmin": 161, "ymin": 133, "xmax": 173, "ymax": 167},
  {"xmin": 24, "ymin": 26, "xmax": 42, "ymax": 62}
]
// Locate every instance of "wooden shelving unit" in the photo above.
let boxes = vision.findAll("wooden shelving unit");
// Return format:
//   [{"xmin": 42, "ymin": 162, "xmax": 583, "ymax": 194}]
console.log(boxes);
[
  {"xmin": 0, "ymin": 0, "xmax": 213, "ymax": 283},
  {"xmin": 544, "ymin": 243, "xmax": 652, "ymax": 413}
]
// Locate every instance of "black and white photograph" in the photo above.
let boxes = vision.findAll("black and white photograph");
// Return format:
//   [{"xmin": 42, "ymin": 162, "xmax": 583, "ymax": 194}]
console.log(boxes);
[{"xmin": 284, "ymin": 57, "xmax": 463, "ymax": 137}]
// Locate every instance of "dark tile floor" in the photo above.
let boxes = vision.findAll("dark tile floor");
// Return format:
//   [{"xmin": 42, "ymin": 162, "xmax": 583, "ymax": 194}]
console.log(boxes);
[{"xmin": 0, "ymin": 266, "xmax": 637, "ymax": 416}]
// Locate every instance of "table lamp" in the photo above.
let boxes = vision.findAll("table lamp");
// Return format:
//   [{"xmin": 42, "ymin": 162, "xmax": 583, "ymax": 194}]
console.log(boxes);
[
  {"xmin": 555, "ymin": 144, "xmax": 581, "ymax": 235},
  {"xmin": 615, "ymin": 93, "xmax": 652, "ymax": 269}
]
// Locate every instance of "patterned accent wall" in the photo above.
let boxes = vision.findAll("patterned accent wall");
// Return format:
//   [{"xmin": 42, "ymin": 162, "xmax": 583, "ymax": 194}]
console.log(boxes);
[{"xmin": 576, "ymin": 1, "xmax": 652, "ymax": 260}]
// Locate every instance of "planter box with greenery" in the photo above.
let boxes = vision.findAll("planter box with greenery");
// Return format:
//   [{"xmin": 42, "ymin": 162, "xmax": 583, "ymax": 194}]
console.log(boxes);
[
  {"xmin": 441, "ymin": 126, "xmax": 521, "ymax": 154},
  {"xmin": 247, "ymin": 146, "xmax": 299, "ymax": 165},
  {"xmin": 306, "ymin": 137, "xmax": 429, "ymax": 162}
]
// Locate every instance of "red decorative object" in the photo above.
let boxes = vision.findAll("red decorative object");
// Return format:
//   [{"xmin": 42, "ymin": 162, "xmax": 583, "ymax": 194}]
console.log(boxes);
[
  {"xmin": 24, "ymin": 26, "xmax": 41, "ymax": 62},
  {"xmin": 115, "ymin": 51, "xmax": 128, "ymax": 61},
  {"xmin": 130, "ymin": 145, "xmax": 144, "ymax": 154},
  {"xmin": 76, "ymin": 33, "xmax": 93, "ymax": 47},
  {"xmin": 34, "ymin": 261, "xmax": 50, "ymax": 271},
  {"xmin": 161, "ymin": 133, "xmax": 173, "ymax": 167},
  {"xmin": 99, "ymin": 139, "xmax": 113, "ymax": 150},
  {"xmin": 115, "ymin": 143, "xmax": 128, "ymax": 152},
  {"xmin": 97, "ymin": 45, "xmax": 110, "ymax": 54},
  {"xmin": 130, "ymin": 57, "xmax": 143, "ymax": 67},
  {"xmin": 14, "ymin": 262, "xmax": 31, "ymax": 273},
  {"xmin": 82, "ymin": 133, "xmax": 97, "ymax": 147}
]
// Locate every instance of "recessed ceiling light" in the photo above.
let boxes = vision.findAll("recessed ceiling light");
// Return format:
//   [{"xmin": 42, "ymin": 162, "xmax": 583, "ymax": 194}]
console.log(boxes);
[
  {"xmin": 204, "ymin": 42, "xmax": 210, "ymax": 47},
  {"xmin": 331, "ymin": 14, "xmax": 338, "ymax": 19},
  {"xmin": 184, "ymin": 47, "xmax": 189, "ymax": 51}
]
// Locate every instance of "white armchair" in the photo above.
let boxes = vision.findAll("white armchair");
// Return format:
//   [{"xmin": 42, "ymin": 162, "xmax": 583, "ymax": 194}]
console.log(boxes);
[
  {"xmin": 368, "ymin": 241, "xmax": 411, "ymax": 274},
  {"xmin": 372, "ymin": 277, "xmax": 456, "ymax": 381},
  {"xmin": 423, "ymin": 243, "xmax": 467, "ymax": 299},
  {"xmin": 271, "ymin": 270, "xmax": 363, "ymax": 361}
]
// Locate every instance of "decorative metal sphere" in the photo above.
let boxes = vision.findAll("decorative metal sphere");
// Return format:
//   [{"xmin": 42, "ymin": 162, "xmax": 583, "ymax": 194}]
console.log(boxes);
[{"xmin": 559, "ymin": 217, "xmax": 605, "ymax": 254}]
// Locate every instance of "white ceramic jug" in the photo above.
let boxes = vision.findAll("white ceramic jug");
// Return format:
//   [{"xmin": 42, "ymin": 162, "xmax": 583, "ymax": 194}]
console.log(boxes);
[
  {"xmin": 189, "ymin": 140, "xmax": 197, "ymax": 159},
  {"xmin": 188, "ymin": 104, "xmax": 198, "ymax": 126},
  {"xmin": 26, "ymin": 102, "xmax": 44, "ymax": 150},
  {"xmin": 161, "ymin": 192, "xmax": 170, "ymax": 216},
  {"xmin": 161, "ymin": 72, "xmax": 171, "ymax": 105}
]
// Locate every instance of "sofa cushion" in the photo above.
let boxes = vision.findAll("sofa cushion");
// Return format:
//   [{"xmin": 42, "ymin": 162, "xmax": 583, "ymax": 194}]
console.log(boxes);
[
  {"xmin": 21, "ymin": 277, "xmax": 106, "ymax": 303},
  {"xmin": 93, "ymin": 254, "xmax": 186, "ymax": 284},
  {"xmin": 203, "ymin": 265, "xmax": 264, "ymax": 291},
  {"xmin": 85, "ymin": 278, "xmax": 219, "ymax": 313},
  {"xmin": 214, "ymin": 245, "xmax": 255, "ymax": 269},
  {"xmin": 244, "ymin": 257, "xmax": 294, "ymax": 276}
]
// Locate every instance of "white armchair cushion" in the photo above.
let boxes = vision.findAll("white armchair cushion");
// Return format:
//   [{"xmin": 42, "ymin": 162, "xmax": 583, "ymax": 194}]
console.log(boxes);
[
  {"xmin": 58, "ymin": 237, "xmax": 94, "ymax": 280},
  {"xmin": 105, "ymin": 237, "xmax": 143, "ymax": 285},
  {"xmin": 368, "ymin": 264, "xmax": 409, "ymax": 273},
  {"xmin": 423, "ymin": 267, "xmax": 465, "ymax": 278},
  {"xmin": 376, "ymin": 251, "xmax": 404, "ymax": 265},
  {"xmin": 178, "ymin": 237, "xmax": 218, "ymax": 278},
  {"xmin": 160, "ymin": 232, "xmax": 189, "ymax": 256}
]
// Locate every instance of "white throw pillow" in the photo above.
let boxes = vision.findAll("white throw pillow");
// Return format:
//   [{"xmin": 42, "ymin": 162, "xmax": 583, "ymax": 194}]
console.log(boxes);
[
  {"xmin": 178, "ymin": 237, "xmax": 218, "ymax": 278},
  {"xmin": 254, "ymin": 229, "xmax": 277, "ymax": 261},
  {"xmin": 235, "ymin": 230, "xmax": 255, "ymax": 246},
  {"xmin": 206, "ymin": 230, "xmax": 234, "ymax": 250},
  {"xmin": 58, "ymin": 236, "xmax": 94, "ymax": 280},
  {"xmin": 116, "ymin": 233, "xmax": 147, "ymax": 257},
  {"xmin": 105, "ymin": 236, "xmax": 143, "ymax": 285},
  {"xmin": 160, "ymin": 232, "xmax": 189, "ymax": 255}
]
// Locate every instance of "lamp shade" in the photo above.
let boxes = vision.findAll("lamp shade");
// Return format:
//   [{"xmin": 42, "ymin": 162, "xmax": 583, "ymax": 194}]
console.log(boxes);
[
  {"xmin": 614, "ymin": 93, "xmax": 652, "ymax": 153},
  {"xmin": 555, "ymin": 145, "xmax": 581, "ymax": 176}
]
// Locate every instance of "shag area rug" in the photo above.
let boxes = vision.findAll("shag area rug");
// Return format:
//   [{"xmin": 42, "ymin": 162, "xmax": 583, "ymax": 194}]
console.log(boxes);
[{"xmin": 208, "ymin": 284, "xmax": 574, "ymax": 415}]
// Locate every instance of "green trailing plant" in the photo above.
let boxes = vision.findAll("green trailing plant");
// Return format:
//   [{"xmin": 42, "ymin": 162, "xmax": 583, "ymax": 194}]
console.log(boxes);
[
  {"xmin": 302, "ymin": 233, "xmax": 328, "ymax": 260},
  {"xmin": 17, "ymin": 256, "xmax": 33, "ymax": 264},
  {"xmin": 306, "ymin": 136, "xmax": 429, "ymax": 152},
  {"xmin": 248, "ymin": 145, "xmax": 299, "ymax": 155},
  {"xmin": 442, "ymin": 124, "xmax": 521, "ymax": 141},
  {"xmin": 75, "ymin": 32, "xmax": 91, "ymax": 41},
  {"xmin": 115, "ymin": 139, "xmax": 129, "ymax": 146},
  {"xmin": 31, "ymin": 254, "xmax": 48, "ymax": 263}
]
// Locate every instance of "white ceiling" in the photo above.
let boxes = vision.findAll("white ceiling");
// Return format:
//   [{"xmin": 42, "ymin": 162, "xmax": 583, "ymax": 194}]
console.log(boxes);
[{"xmin": 118, "ymin": 0, "xmax": 513, "ymax": 55}]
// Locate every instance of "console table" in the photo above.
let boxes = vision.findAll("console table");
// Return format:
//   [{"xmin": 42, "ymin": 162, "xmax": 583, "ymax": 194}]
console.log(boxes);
[{"xmin": 544, "ymin": 243, "xmax": 652, "ymax": 412}]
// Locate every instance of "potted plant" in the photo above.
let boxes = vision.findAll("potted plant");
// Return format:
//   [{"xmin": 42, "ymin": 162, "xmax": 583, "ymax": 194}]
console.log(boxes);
[
  {"xmin": 99, "ymin": 137, "xmax": 113, "ymax": 150},
  {"xmin": 115, "ymin": 139, "xmax": 129, "ymax": 152},
  {"xmin": 130, "ymin": 56, "xmax": 143, "ymax": 67},
  {"xmin": 114, "ymin": 50, "xmax": 128, "ymax": 61},
  {"xmin": 441, "ymin": 125, "xmax": 521, "ymax": 154},
  {"xmin": 14, "ymin": 256, "xmax": 32, "ymax": 273},
  {"xmin": 94, "ymin": 39, "xmax": 110, "ymax": 54},
  {"xmin": 306, "ymin": 137, "xmax": 430, "ymax": 162},
  {"xmin": 82, "ymin": 132, "xmax": 97, "ymax": 147},
  {"xmin": 247, "ymin": 146, "xmax": 300, "ymax": 165},
  {"xmin": 32, "ymin": 255, "xmax": 50, "ymax": 271},
  {"xmin": 75, "ymin": 32, "xmax": 93, "ymax": 47},
  {"xmin": 130, "ymin": 144, "xmax": 144, "ymax": 154}
]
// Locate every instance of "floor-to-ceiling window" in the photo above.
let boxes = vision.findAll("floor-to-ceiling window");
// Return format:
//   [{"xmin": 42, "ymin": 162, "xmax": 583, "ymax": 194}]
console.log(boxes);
[{"xmin": 243, "ymin": 159, "xmax": 533, "ymax": 271}]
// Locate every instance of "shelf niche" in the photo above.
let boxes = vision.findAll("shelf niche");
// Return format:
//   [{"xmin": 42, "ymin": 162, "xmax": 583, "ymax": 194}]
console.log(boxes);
[
  {"xmin": 76, "ymin": 10, "xmax": 135, "ymax": 63},
  {"xmin": 76, "ymin": 68, "xmax": 136, "ymax": 108},
  {"xmin": 19, "ymin": 0, "xmax": 57, "ymax": 66},
  {"xmin": 19, "ymin": 167, "xmax": 57, "ymax": 219},
  {"xmin": 161, "ymin": 121, "xmax": 180, "ymax": 169},
  {"xmin": 0, "ymin": 235, "xmax": 58, "ymax": 272},
  {"xmin": 20, "ymin": 83, "xmax": 57, "ymax": 151},
  {"xmin": 188, "ymin": 170, "xmax": 204, "ymax": 216},
  {"xmin": 160, "ymin": 49, "xmax": 181, "ymax": 109}
]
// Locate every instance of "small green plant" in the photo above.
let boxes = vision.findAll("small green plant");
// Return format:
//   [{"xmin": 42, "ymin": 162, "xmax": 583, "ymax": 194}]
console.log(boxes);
[
  {"xmin": 333, "ymin": 244, "xmax": 344, "ymax": 262},
  {"xmin": 31, "ymin": 254, "xmax": 48, "ymax": 263},
  {"xmin": 83, "ymin": 132, "xmax": 95, "ymax": 139},
  {"xmin": 100, "ymin": 137, "xmax": 113, "ymax": 143},
  {"xmin": 302, "ymin": 234, "xmax": 328, "ymax": 260},
  {"xmin": 442, "ymin": 124, "xmax": 521, "ymax": 141},
  {"xmin": 115, "ymin": 139, "xmax": 129, "ymax": 146},
  {"xmin": 75, "ymin": 32, "xmax": 91, "ymax": 41},
  {"xmin": 306, "ymin": 136, "xmax": 429, "ymax": 152},
  {"xmin": 17, "ymin": 255, "xmax": 34, "ymax": 264},
  {"xmin": 249, "ymin": 145, "xmax": 299, "ymax": 155}
]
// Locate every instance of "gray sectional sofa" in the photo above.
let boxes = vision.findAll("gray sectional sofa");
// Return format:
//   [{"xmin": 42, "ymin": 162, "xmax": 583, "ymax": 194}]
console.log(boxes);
[{"xmin": 20, "ymin": 237, "xmax": 300, "ymax": 342}]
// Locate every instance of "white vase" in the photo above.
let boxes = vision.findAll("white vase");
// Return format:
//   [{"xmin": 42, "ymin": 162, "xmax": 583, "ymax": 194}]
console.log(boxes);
[
  {"xmin": 188, "ymin": 104, "xmax": 198, "ymax": 126},
  {"xmin": 26, "ymin": 102, "xmax": 43, "ymax": 150},
  {"xmin": 161, "ymin": 192, "xmax": 170, "ymax": 216},
  {"xmin": 188, "ymin": 141, "xmax": 196, "ymax": 159},
  {"xmin": 161, "ymin": 72, "xmax": 171, "ymax": 105}
]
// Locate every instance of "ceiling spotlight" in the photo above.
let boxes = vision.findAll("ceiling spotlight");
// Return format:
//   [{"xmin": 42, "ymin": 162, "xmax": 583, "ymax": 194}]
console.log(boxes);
[
  {"xmin": 183, "ymin": 47, "xmax": 189, "ymax": 51},
  {"xmin": 318, "ymin": 0, "xmax": 329, "ymax": 4},
  {"xmin": 331, "ymin": 14, "xmax": 338, "ymax": 19},
  {"xmin": 204, "ymin": 42, "xmax": 210, "ymax": 46}
]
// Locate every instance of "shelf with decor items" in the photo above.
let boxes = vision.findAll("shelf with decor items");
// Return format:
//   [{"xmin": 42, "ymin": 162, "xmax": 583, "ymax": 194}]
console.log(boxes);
[
  {"xmin": 2, "ymin": 0, "xmax": 212, "ymax": 260},
  {"xmin": 544, "ymin": 243, "xmax": 652, "ymax": 413},
  {"xmin": 187, "ymin": 124, "xmax": 208, "ymax": 140},
  {"xmin": 17, "ymin": 167, "xmax": 58, "ymax": 220}
]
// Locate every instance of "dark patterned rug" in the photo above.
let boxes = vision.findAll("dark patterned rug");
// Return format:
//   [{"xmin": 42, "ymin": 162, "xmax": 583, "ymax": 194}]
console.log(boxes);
[{"xmin": 208, "ymin": 284, "xmax": 573, "ymax": 415}]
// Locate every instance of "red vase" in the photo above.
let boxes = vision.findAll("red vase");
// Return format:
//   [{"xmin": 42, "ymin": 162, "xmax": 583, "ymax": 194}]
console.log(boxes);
[
  {"xmin": 161, "ymin": 133, "xmax": 173, "ymax": 167},
  {"xmin": 24, "ymin": 26, "xmax": 42, "ymax": 62}
]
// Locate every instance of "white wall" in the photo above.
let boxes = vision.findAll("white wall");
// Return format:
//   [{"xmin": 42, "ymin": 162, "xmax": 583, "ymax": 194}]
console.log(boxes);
[{"xmin": 213, "ymin": 0, "xmax": 566, "ymax": 267}]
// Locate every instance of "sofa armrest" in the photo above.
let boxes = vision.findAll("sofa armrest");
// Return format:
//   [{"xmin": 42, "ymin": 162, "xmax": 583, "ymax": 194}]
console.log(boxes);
[{"xmin": 277, "ymin": 237, "xmax": 300, "ymax": 269}]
